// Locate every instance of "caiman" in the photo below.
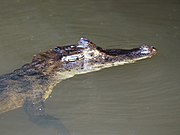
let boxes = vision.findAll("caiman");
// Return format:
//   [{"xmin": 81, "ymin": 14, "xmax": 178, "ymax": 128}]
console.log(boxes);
[{"xmin": 0, "ymin": 37, "xmax": 157, "ymax": 115}]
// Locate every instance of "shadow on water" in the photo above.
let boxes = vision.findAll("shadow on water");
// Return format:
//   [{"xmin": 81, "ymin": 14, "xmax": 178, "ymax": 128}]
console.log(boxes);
[{"xmin": 24, "ymin": 100, "xmax": 71, "ymax": 135}]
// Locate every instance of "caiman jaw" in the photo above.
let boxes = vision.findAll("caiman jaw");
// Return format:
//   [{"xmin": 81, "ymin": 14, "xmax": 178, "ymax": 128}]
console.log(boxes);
[{"xmin": 103, "ymin": 44, "xmax": 157, "ymax": 64}]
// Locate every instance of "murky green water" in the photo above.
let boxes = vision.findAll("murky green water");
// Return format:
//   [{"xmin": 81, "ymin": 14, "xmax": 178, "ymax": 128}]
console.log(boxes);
[{"xmin": 0, "ymin": 0, "xmax": 180, "ymax": 135}]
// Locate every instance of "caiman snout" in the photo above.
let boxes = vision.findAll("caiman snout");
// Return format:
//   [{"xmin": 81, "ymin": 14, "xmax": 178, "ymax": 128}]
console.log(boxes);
[{"xmin": 139, "ymin": 45, "xmax": 157, "ymax": 57}]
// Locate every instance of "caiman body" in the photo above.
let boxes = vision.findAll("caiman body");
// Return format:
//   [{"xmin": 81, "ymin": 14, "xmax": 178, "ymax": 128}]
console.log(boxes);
[{"xmin": 0, "ymin": 38, "xmax": 157, "ymax": 114}]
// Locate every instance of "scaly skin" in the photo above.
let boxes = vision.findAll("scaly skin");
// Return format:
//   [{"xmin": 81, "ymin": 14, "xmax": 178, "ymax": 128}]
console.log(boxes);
[{"xmin": 0, "ymin": 37, "xmax": 157, "ymax": 114}]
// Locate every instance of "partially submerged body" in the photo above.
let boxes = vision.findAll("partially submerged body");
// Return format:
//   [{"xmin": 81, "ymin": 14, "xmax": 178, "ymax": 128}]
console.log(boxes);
[{"xmin": 0, "ymin": 38, "xmax": 157, "ymax": 114}]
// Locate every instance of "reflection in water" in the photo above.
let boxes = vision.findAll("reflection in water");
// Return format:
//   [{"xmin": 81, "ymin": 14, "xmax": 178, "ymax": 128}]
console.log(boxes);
[
  {"xmin": 27, "ymin": 113, "xmax": 70, "ymax": 135},
  {"xmin": 24, "ymin": 99, "xmax": 70, "ymax": 135}
]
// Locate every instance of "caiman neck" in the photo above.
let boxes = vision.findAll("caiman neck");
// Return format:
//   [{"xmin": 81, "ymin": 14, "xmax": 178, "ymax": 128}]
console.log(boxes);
[{"xmin": 12, "ymin": 64, "xmax": 62, "ymax": 100}]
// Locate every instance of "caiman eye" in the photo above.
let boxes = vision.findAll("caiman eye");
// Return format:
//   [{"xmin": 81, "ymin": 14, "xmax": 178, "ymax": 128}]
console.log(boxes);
[{"xmin": 90, "ymin": 53, "xmax": 94, "ymax": 57}]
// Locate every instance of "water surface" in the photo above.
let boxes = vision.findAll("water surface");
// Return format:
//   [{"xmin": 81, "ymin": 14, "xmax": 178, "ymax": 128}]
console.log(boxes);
[{"xmin": 0, "ymin": 0, "xmax": 180, "ymax": 135}]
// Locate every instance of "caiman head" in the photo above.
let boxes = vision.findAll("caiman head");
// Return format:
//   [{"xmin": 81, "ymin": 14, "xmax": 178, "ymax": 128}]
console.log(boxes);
[{"xmin": 31, "ymin": 37, "xmax": 157, "ymax": 79}]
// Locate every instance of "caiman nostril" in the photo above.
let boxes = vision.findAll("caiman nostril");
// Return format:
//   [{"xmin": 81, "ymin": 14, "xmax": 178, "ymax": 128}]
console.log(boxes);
[
  {"xmin": 151, "ymin": 46, "xmax": 157, "ymax": 55},
  {"xmin": 152, "ymin": 46, "xmax": 156, "ymax": 50}
]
